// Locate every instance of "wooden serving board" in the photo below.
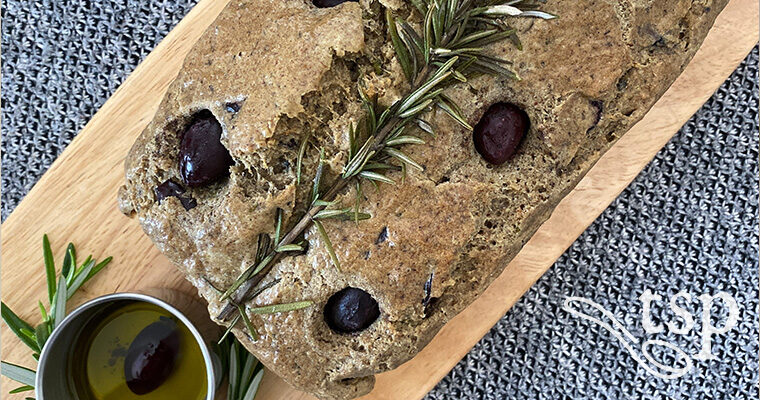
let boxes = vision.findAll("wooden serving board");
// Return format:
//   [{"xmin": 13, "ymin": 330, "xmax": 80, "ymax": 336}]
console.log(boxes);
[{"xmin": 1, "ymin": 0, "xmax": 757, "ymax": 398}]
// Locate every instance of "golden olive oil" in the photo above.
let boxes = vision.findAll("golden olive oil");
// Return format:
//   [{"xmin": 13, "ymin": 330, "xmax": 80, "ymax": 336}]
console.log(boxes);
[{"xmin": 70, "ymin": 302, "xmax": 207, "ymax": 400}]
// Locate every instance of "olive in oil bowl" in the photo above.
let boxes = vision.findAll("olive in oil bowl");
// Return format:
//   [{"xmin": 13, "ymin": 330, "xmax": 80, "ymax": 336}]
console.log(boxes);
[{"xmin": 36, "ymin": 292, "xmax": 218, "ymax": 400}]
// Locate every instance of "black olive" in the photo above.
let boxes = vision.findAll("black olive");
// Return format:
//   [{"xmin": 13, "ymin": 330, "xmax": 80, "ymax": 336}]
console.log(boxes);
[
  {"xmin": 124, "ymin": 318, "xmax": 181, "ymax": 395},
  {"xmin": 473, "ymin": 102, "xmax": 529, "ymax": 165},
  {"xmin": 154, "ymin": 179, "xmax": 196, "ymax": 210},
  {"xmin": 179, "ymin": 110, "xmax": 234, "ymax": 187},
  {"xmin": 312, "ymin": 0, "xmax": 357, "ymax": 8},
  {"xmin": 324, "ymin": 287, "xmax": 380, "ymax": 333}
]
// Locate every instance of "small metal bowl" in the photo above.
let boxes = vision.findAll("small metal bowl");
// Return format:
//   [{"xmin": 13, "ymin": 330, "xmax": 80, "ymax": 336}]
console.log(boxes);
[{"xmin": 35, "ymin": 290, "xmax": 221, "ymax": 400}]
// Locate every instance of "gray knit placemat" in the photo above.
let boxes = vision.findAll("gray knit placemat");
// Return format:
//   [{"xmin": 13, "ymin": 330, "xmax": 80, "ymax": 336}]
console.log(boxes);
[
  {"xmin": 2, "ymin": 1, "xmax": 757, "ymax": 399},
  {"xmin": 1, "ymin": 0, "xmax": 199, "ymax": 220}
]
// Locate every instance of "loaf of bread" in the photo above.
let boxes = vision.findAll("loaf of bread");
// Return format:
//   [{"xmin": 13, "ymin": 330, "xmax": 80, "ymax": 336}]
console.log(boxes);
[{"xmin": 119, "ymin": 0, "xmax": 727, "ymax": 398}]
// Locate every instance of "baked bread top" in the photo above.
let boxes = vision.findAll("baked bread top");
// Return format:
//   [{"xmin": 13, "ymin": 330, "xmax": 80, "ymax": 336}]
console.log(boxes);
[{"xmin": 119, "ymin": 0, "xmax": 727, "ymax": 398}]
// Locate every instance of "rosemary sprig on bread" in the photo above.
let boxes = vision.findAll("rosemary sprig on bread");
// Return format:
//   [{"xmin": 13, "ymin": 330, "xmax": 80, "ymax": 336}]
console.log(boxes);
[{"xmin": 216, "ymin": 0, "xmax": 555, "ymax": 325}]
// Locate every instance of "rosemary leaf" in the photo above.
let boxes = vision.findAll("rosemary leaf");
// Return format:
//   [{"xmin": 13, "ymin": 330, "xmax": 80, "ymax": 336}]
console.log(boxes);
[
  {"xmin": 483, "ymin": 5, "xmax": 557, "ymax": 19},
  {"xmin": 9, "ymin": 385, "xmax": 34, "ymax": 394},
  {"xmin": 386, "ymin": 135, "xmax": 426, "ymax": 147},
  {"xmin": 37, "ymin": 301, "xmax": 48, "ymax": 322},
  {"xmin": 42, "ymin": 235, "xmax": 55, "ymax": 304},
  {"xmin": 431, "ymin": 0, "xmax": 443, "ymax": 45},
  {"xmin": 0, "ymin": 362, "xmax": 36, "ymax": 387},
  {"xmin": 446, "ymin": 0, "xmax": 457, "ymax": 26},
  {"xmin": 34, "ymin": 322, "xmax": 50, "ymax": 351},
  {"xmin": 357, "ymin": 80, "xmax": 376, "ymax": 134},
  {"xmin": 328, "ymin": 211, "xmax": 372, "ymax": 222},
  {"xmin": 203, "ymin": 277, "xmax": 224, "ymax": 294},
  {"xmin": 398, "ymin": 98, "xmax": 433, "ymax": 119},
  {"xmin": 237, "ymin": 346, "xmax": 258, "ymax": 398},
  {"xmin": 416, "ymin": 118, "xmax": 436, "ymax": 137},
  {"xmin": 255, "ymin": 233, "xmax": 271, "ymax": 264},
  {"xmin": 351, "ymin": 148, "xmax": 377, "ymax": 179},
  {"xmin": 397, "ymin": 59, "xmax": 456, "ymax": 113},
  {"xmin": 251, "ymin": 253, "xmax": 275, "ymax": 277},
  {"xmin": 430, "ymin": 54, "xmax": 460, "ymax": 80},
  {"xmin": 296, "ymin": 131, "xmax": 312, "ymax": 184},
  {"xmin": 249, "ymin": 300, "xmax": 313, "ymax": 315},
  {"xmin": 84, "ymin": 256, "xmax": 113, "ymax": 284},
  {"xmin": 61, "ymin": 244, "xmax": 77, "ymax": 287},
  {"xmin": 387, "ymin": 124, "xmax": 407, "ymax": 141},
  {"xmin": 395, "ymin": 19, "xmax": 421, "ymax": 82},
  {"xmin": 359, "ymin": 171, "xmax": 396, "ymax": 185},
  {"xmin": 274, "ymin": 208, "xmax": 283, "ymax": 245},
  {"xmin": 52, "ymin": 278, "xmax": 67, "ymax": 329},
  {"xmin": 275, "ymin": 244, "xmax": 304, "ymax": 253},
  {"xmin": 342, "ymin": 137, "xmax": 374, "ymax": 178},
  {"xmin": 423, "ymin": 8, "xmax": 433, "ymax": 62},
  {"xmin": 73, "ymin": 255, "xmax": 92, "ymax": 279},
  {"xmin": 472, "ymin": 58, "xmax": 518, "ymax": 80},
  {"xmin": 398, "ymin": 20, "xmax": 424, "ymax": 56},
  {"xmin": 237, "ymin": 304, "xmax": 258, "ymax": 341},
  {"xmin": 227, "ymin": 340, "xmax": 240, "ymax": 400},
  {"xmin": 463, "ymin": 29, "xmax": 515, "ymax": 48},
  {"xmin": 384, "ymin": 148, "xmax": 424, "ymax": 172},
  {"xmin": 454, "ymin": 28, "xmax": 498, "ymax": 47},
  {"xmin": 313, "ymin": 209, "xmax": 350, "ymax": 220},
  {"xmin": 363, "ymin": 162, "xmax": 399, "ymax": 171},
  {"xmin": 250, "ymin": 279, "xmax": 281, "ymax": 299},
  {"xmin": 314, "ymin": 220, "xmax": 341, "ymax": 271},
  {"xmin": 221, "ymin": 272, "xmax": 252, "ymax": 302},
  {"xmin": 448, "ymin": 70, "xmax": 465, "ymax": 82},
  {"xmin": 1, "ymin": 303, "xmax": 39, "ymax": 352},
  {"xmin": 510, "ymin": 30, "xmax": 523, "ymax": 51},
  {"xmin": 242, "ymin": 369, "xmax": 265, "ymax": 400},
  {"xmin": 437, "ymin": 95, "xmax": 474, "ymax": 130},
  {"xmin": 312, "ymin": 199, "xmax": 336, "ymax": 207},
  {"xmin": 432, "ymin": 47, "xmax": 485, "ymax": 57},
  {"xmin": 387, "ymin": 9, "xmax": 414, "ymax": 82},
  {"xmin": 218, "ymin": 314, "xmax": 241, "ymax": 345},
  {"xmin": 410, "ymin": 0, "xmax": 427, "ymax": 15},
  {"xmin": 67, "ymin": 259, "xmax": 95, "ymax": 300},
  {"xmin": 311, "ymin": 148, "xmax": 326, "ymax": 204}
]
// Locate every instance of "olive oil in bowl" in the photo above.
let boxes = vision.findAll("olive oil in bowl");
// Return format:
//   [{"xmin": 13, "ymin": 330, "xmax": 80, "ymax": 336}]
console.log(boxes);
[{"xmin": 70, "ymin": 302, "xmax": 208, "ymax": 400}]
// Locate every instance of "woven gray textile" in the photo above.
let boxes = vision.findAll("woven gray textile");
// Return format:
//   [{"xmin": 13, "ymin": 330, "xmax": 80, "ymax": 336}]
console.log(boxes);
[{"xmin": 2, "ymin": 1, "xmax": 757, "ymax": 399}]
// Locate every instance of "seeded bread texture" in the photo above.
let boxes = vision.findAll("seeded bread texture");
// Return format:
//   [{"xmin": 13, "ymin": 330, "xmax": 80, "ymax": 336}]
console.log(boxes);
[{"xmin": 119, "ymin": 0, "xmax": 728, "ymax": 398}]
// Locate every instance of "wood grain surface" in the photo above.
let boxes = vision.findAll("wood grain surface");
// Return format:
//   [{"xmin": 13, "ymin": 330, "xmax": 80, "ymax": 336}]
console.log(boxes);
[{"xmin": 1, "ymin": 0, "xmax": 757, "ymax": 398}]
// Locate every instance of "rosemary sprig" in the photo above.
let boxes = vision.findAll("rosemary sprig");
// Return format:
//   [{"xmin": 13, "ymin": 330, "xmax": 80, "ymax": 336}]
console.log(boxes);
[
  {"xmin": 216, "ymin": 0, "xmax": 555, "ymax": 322},
  {"xmin": 1, "ymin": 235, "xmax": 113, "ymax": 397},
  {"xmin": 214, "ymin": 336, "xmax": 266, "ymax": 400}
]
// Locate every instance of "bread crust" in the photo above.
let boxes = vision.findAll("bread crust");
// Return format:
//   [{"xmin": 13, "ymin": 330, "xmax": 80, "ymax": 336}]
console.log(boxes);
[{"xmin": 120, "ymin": 0, "xmax": 728, "ymax": 398}]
